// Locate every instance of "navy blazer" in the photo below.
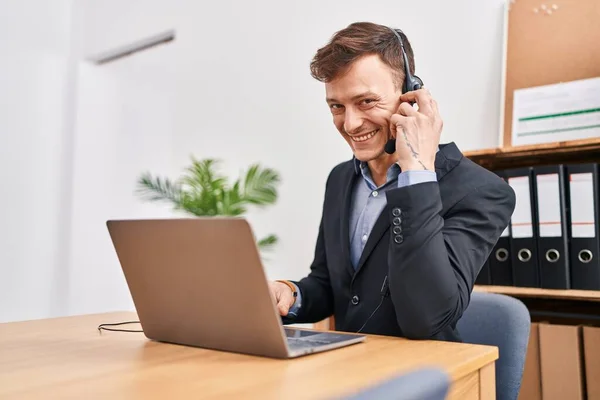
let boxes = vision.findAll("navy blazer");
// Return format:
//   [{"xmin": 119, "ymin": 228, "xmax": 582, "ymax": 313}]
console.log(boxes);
[{"xmin": 285, "ymin": 142, "xmax": 516, "ymax": 342}]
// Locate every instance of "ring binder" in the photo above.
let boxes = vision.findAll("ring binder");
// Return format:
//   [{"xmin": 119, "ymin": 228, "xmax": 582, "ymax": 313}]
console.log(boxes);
[
  {"xmin": 566, "ymin": 163, "xmax": 600, "ymax": 290},
  {"xmin": 489, "ymin": 170, "xmax": 513, "ymax": 286},
  {"xmin": 532, "ymin": 165, "xmax": 570, "ymax": 289},
  {"xmin": 506, "ymin": 167, "xmax": 540, "ymax": 288}
]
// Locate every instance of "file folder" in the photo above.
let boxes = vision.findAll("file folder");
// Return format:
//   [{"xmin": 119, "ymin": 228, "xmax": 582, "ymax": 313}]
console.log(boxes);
[
  {"xmin": 532, "ymin": 165, "xmax": 570, "ymax": 289},
  {"xmin": 566, "ymin": 163, "xmax": 600, "ymax": 290},
  {"xmin": 507, "ymin": 167, "xmax": 540, "ymax": 287},
  {"xmin": 489, "ymin": 170, "xmax": 513, "ymax": 286},
  {"xmin": 489, "ymin": 227, "xmax": 513, "ymax": 286},
  {"xmin": 476, "ymin": 258, "xmax": 491, "ymax": 285}
]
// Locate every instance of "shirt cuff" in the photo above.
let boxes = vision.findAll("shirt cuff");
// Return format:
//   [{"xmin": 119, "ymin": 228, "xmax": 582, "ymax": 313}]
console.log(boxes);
[
  {"xmin": 397, "ymin": 170, "xmax": 437, "ymax": 188},
  {"xmin": 287, "ymin": 283, "xmax": 302, "ymax": 317}
]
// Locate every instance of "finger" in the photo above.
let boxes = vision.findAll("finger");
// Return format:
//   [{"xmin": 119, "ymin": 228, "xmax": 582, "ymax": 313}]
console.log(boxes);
[
  {"xmin": 425, "ymin": 96, "xmax": 442, "ymax": 127},
  {"xmin": 399, "ymin": 89, "xmax": 434, "ymax": 117},
  {"xmin": 278, "ymin": 303, "xmax": 289, "ymax": 316},
  {"xmin": 428, "ymin": 96, "xmax": 439, "ymax": 116},
  {"xmin": 430, "ymin": 96, "xmax": 438, "ymax": 112},
  {"xmin": 277, "ymin": 291, "xmax": 293, "ymax": 316},
  {"xmin": 390, "ymin": 112, "xmax": 409, "ymax": 131},
  {"xmin": 397, "ymin": 102, "xmax": 418, "ymax": 117}
]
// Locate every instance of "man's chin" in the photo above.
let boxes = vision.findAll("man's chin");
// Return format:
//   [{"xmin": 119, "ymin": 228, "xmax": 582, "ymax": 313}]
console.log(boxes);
[{"xmin": 353, "ymin": 146, "xmax": 385, "ymax": 163}]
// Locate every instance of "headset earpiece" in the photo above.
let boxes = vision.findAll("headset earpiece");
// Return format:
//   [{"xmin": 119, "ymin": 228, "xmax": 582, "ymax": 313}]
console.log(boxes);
[
  {"xmin": 384, "ymin": 139, "xmax": 397, "ymax": 154},
  {"xmin": 408, "ymin": 75, "xmax": 423, "ymax": 93},
  {"xmin": 384, "ymin": 27, "xmax": 424, "ymax": 154}
]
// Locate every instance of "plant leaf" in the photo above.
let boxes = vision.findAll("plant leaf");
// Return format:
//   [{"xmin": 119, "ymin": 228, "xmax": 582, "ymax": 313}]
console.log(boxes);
[
  {"xmin": 257, "ymin": 234, "xmax": 278, "ymax": 251},
  {"xmin": 181, "ymin": 158, "xmax": 227, "ymax": 193},
  {"xmin": 135, "ymin": 172, "xmax": 183, "ymax": 205},
  {"xmin": 178, "ymin": 157, "xmax": 228, "ymax": 215},
  {"xmin": 221, "ymin": 181, "xmax": 246, "ymax": 216},
  {"xmin": 136, "ymin": 159, "xmax": 281, "ymax": 254},
  {"xmin": 177, "ymin": 191, "xmax": 219, "ymax": 216},
  {"xmin": 242, "ymin": 164, "xmax": 280, "ymax": 207}
]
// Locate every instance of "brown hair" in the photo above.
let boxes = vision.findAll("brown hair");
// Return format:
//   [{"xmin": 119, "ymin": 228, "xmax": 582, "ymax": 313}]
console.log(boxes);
[{"xmin": 309, "ymin": 22, "xmax": 415, "ymax": 89}]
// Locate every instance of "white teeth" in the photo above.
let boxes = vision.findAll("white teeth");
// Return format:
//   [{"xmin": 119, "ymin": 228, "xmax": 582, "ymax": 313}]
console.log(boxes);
[{"xmin": 351, "ymin": 129, "xmax": 378, "ymax": 142}]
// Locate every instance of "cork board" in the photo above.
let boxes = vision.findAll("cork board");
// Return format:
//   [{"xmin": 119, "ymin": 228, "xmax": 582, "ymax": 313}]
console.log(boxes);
[{"xmin": 502, "ymin": 0, "xmax": 600, "ymax": 147}]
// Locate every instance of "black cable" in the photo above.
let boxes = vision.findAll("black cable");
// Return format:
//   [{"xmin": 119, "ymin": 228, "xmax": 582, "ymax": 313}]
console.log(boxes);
[
  {"xmin": 357, "ymin": 276, "xmax": 390, "ymax": 333},
  {"xmin": 357, "ymin": 297, "xmax": 386, "ymax": 333},
  {"xmin": 97, "ymin": 320, "xmax": 143, "ymax": 333}
]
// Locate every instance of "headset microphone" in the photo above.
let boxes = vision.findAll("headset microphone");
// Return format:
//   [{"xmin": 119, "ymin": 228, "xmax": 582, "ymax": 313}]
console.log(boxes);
[
  {"xmin": 384, "ymin": 27, "xmax": 424, "ymax": 155},
  {"xmin": 384, "ymin": 139, "xmax": 396, "ymax": 155}
]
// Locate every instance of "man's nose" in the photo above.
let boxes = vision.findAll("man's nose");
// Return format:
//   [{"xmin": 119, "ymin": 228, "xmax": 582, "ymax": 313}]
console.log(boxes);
[{"xmin": 344, "ymin": 109, "xmax": 363, "ymax": 135}]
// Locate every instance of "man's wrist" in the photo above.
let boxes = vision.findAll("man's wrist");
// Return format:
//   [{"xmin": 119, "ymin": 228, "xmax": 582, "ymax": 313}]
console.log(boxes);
[
  {"xmin": 397, "ymin": 159, "xmax": 434, "ymax": 172},
  {"xmin": 275, "ymin": 280, "xmax": 298, "ymax": 305}
]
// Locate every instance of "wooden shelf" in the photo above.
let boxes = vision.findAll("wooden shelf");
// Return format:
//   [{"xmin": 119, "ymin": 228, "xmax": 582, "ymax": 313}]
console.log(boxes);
[
  {"xmin": 474, "ymin": 285, "xmax": 600, "ymax": 302},
  {"xmin": 463, "ymin": 137, "xmax": 600, "ymax": 171}
]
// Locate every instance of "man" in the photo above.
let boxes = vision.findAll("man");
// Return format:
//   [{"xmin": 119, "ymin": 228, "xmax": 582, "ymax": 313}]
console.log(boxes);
[{"xmin": 269, "ymin": 22, "xmax": 515, "ymax": 342}]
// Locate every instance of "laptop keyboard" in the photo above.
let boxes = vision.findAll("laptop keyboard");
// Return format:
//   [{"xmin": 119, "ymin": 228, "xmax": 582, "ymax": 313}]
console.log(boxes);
[
  {"xmin": 284, "ymin": 328, "xmax": 364, "ymax": 352},
  {"xmin": 287, "ymin": 337, "xmax": 333, "ymax": 349}
]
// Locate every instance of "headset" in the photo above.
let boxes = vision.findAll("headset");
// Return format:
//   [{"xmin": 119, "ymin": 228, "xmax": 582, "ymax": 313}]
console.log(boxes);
[
  {"xmin": 356, "ymin": 276, "xmax": 390, "ymax": 333},
  {"xmin": 356, "ymin": 27, "xmax": 422, "ymax": 333},
  {"xmin": 384, "ymin": 27, "xmax": 424, "ymax": 155}
]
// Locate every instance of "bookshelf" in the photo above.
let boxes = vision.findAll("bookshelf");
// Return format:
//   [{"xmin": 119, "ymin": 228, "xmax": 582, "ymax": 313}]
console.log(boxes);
[
  {"xmin": 466, "ymin": 137, "xmax": 600, "ymax": 327},
  {"xmin": 468, "ymin": 135, "xmax": 600, "ymax": 398},
  {"xmin": 474, "ymin": 285, "xmax": 600, "ymax": 303},
  {"xmin": 463, "ymin": 137, "xmax": 600, "ymax": 171}
]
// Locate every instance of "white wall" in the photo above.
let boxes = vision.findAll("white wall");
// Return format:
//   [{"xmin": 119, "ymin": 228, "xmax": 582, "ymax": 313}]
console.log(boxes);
[
  {"xmin": 66, "ymin": 46, "xmax": 178, "ymax": 316},
  {"xmin": 1, "ymin": 0, "xmax": 508, "ymax": 321},
  {"xmin": 0, "ymin": 0, "xmax": 77, "ymax": 322}
]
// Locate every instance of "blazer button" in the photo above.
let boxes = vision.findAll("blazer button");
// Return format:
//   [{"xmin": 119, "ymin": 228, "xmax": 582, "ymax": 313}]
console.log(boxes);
[
  {"xmin": 394, "ymin": 235, "xmax": 404, "ymax": 244},
  {"xmin": 392, "ymin": 208, "xmax": 401, "ymax": 217},
  {"xmin": 393, "ymin": 217, "xmax": 402, "ymax": 225},
  {"xmin": 351, "ymin": 295, "xmax": 360, "ymax": 305},
  {"xmin": 393, "ymin": 225, "xmax": 402, "ymax": 235}
]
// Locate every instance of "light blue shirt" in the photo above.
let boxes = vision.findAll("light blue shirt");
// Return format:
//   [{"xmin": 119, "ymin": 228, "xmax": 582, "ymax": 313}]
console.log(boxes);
[{"xmin": 287, "ymin": 160, "xmax": 437, "ymax": 317}]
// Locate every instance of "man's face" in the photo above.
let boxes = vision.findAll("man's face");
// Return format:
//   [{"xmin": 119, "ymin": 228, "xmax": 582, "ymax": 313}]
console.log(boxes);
[{"xmin": 325, "ymin": 54, "xmax": 402, "ymax": 163}]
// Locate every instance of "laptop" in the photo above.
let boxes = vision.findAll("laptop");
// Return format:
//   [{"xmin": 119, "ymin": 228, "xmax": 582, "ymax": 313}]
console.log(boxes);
[{"xmin": 106, "ymin": 217, "xmax": 365, "ymax": 358}]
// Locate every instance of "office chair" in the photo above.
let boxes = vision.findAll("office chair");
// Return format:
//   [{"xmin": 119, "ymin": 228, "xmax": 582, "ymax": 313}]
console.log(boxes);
[
  {"xmin": 457, "ymin": 291, "xmax": 531, "ymax": 400},
  {"xmin": 338, "ymin": 367, "xmax": 450, "ymax": 400}
]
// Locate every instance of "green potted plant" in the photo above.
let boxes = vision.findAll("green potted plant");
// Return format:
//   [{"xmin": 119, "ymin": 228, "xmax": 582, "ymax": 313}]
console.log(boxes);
[{"xmin": 135, "ymin": 157, "xmax": 281, "ymax": 252}]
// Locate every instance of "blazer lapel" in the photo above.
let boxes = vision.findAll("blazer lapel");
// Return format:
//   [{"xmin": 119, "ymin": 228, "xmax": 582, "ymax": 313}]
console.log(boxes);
[
  {"xmin": 339, "ymin": 163, "xmax": 358, "ymax": 277},
  {"xmin": 353, "ymin": 203, "xmax": 391, "ymax": 279}
]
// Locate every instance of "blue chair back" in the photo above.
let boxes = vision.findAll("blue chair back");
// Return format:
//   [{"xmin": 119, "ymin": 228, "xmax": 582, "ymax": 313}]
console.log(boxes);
[
  {"xmin": 457, "ymin": 291, "xmax": 530, "ymax": 400},
  {"xmin": 338, "ymin": 367, "xmax": 450, "ymax": 400}
]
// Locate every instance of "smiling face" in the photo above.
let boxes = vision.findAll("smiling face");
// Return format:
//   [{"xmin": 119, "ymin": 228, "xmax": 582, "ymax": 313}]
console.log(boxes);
[{"xmin": 325, "ymin": 54, "xmax": 402, "ymax": 163}]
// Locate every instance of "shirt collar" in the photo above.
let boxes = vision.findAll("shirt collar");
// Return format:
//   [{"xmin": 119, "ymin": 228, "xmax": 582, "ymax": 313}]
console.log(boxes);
[
  {"xmin": 352, "ymin": 157, "xmax": 400, "ymax": 175},
  {"xmin": 352, "ymin": 157, "xmax": 401, "ymax": 189}
]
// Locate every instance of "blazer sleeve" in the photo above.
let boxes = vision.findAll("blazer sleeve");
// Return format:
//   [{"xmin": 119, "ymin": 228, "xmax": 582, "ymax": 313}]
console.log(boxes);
[{"xmin": 384, "ymin": 180, "xmax": 515, "ymax": 339}]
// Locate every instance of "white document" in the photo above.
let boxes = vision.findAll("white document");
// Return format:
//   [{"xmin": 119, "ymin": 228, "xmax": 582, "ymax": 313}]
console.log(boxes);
[
  {"xmin": 536, "ymin": 174, "xmax": 562, "ymax": 237},
  {"xmin": 508, "ymin": 176, "xmax": 533, "ymax": 238},
  {"xmin": 512, "ymin": 77, "xmax": 600, "ymax": 146},
  {"xmin": 569, "ymin": 173, "xmax": 596, "ymax": 238}
]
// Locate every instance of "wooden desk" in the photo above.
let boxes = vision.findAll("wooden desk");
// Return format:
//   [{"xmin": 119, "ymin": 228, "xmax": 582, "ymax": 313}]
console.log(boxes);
[{"xmin": 0, "ymin": 312, "xmax": 497, "ymax": 399}]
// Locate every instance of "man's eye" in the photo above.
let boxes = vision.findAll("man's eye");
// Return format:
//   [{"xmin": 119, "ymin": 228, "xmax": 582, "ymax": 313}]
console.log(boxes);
[
  {"xmin": 329, "ymin": 104, "xmax": 344, "ymax": 113},
  {"xmin": 361, "ymin": 99, "xmax": 375, "ymax": 105}
]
